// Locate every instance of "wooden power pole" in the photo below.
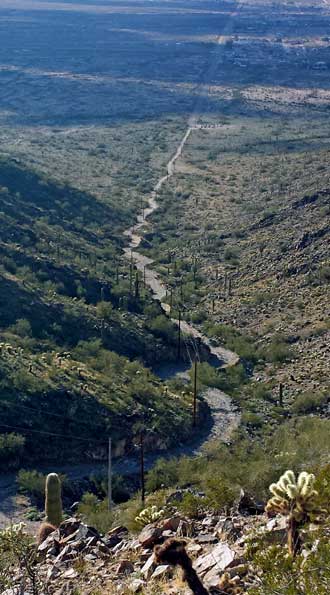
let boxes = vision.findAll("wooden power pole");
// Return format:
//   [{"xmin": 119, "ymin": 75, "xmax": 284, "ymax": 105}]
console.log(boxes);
[
  {"xmin": 108, "ymin": 438, "xmax": 112, "ymax": 511},
  {"xmin": 279, "ymin": 383, "xmax": 284, "ymax": 407},
  {"xmin": 177, "ymin": 310, "xmax": 181, "ymax": 361},
  {"xmin": 140, "ymin": 433, "xmax": 145, "ymax": 504},
  {"xmin": 193, "ymin": 360, "xmax": 198, "ymax": 427}
]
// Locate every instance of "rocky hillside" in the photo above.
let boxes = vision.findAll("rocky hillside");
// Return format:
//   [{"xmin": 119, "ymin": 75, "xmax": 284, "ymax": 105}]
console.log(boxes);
[
  {"xmin": 3, "ymin": 475, "xmax": 330, "ymax": 595},
  {"xmin": 144, "ymin": 115, "xmax": 330, "ymax": 427},
  {"xmin": 0, "ymin": 157, "xmax": 195, "ymax": 468}
]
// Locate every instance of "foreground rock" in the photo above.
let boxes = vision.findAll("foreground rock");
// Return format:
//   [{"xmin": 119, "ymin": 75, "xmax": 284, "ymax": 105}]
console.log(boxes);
[{"xmin": 1, "ymin": 506, "xmax": 287, "ymax": 595}]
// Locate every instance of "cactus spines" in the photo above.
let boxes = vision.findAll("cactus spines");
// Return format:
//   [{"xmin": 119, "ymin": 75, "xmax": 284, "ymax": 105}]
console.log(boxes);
[
  {"xmin": 135, "ymin": 506, "xmax": 164, "ymax": 528},
  {"xmin": 266, "ymin": 470, "xmax": 321, "ymax": 556},
  {"xmin": 45, "ymin": 473, "xmax": 63, "ymax": 528}
]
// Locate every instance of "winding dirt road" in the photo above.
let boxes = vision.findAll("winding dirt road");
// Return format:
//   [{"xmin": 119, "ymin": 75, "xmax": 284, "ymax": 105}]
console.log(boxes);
[{"xmin": 123, "ymin": 123, "xmax": 240, "ymax": 447}]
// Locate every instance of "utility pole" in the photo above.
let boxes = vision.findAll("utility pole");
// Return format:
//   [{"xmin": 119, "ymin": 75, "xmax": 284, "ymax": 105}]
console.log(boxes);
[
  {"xmin": 135, "ymin": 271, "xmax": 140, "ymax": 299},
  {"xmin": 108, "ymin": 438, "xmax": 112, "ymax": 511},
  {"xmin": 177, "ymin": 310, "xmax": 181, "ymax": 361},
  {"xmin": 279, "ymin": 383, "xmax": 284, "ymax": 407},
  {"xmin": 227, "ymin": 276, "xmax": 232, "ymax": 297},
  {"xmin": 140, "ymin": 433, "xmax": 145, "ymax": 504},
  {"xmin": 193, "ymin": 360, "xmax": 198, "ymax": 427}
]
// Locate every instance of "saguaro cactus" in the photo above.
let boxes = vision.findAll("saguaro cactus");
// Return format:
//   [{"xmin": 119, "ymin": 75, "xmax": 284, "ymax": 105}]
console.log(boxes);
[
  {"xmin": 45, "ymin": 473, "xmax": 63, "ymax": 527},
  {"xmin": 266, "ymin": 470, "xmax": 320, "ymax": 556}
]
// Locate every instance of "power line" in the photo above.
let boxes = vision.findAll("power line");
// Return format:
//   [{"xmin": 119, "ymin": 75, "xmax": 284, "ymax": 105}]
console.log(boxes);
[
  {"xmin": 0, "ymin": 423, "xmax": 107, "ymax": 445},
  {"xmin": 0, "ymin": 399, "xmax": 108, "ymax": 430}
]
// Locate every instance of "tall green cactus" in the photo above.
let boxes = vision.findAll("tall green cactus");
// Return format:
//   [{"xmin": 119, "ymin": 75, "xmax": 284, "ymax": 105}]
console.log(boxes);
[
  {"xmin": 266, "ymin": 470, "xmax": 321, "ymax": 556},
  {"xmin": 45, "ymin": 473, "xmax": 63, "ymax": 527}
]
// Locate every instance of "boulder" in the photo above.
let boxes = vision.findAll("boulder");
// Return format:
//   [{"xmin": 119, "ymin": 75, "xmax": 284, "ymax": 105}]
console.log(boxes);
[
  {"xmin": 62, "ymin": 568, "xmax": 79, "ymax": 580},
  {"xmin": 59, "ymin": 519, "xmax": 81, "ymax": 538},
  {"xmin": 138, "ymin": 525, "xmax": 162, "ymax": 548},
  {"xmin": 130, "ymin": 579, "xmax": 145, "ymax": 593},
  {"xmin": 161, "ymin": 517, "xmax": 182, "ymax": 532},
  {"xmin": 196, "ymin": 534, "xmax": 218, "ymax": 544},
  {"xmin": 151, "ymin": 564, "xmax": 171, "ymax": 579},
  {"xmin": 108, "ymin": 525, "xmax": 128, "ymax": 537},
  {"xmin": 237, "ymin": 490, "xmax": 264, "ymax": 515},
  {"xmin": 116, "ymin": 560, "xmax": 134, "ymax": 576},
  {"xmin": 264, "ymin": 516, "xmax": 287, "ymax": 544},
  {"xmin": 38, "ymin": 530, "xmax": 60, "ymax": 555},
  {"xmin": 193, "ymin": 542, "xmax": 235, "ymax": 576},
  {"xmin": 141, "ymin": 554, "xmax": 156, "ymax": 579},
  {"xmin": 176, "ymin": 520, "xmax": 190, "ymax": 537}
]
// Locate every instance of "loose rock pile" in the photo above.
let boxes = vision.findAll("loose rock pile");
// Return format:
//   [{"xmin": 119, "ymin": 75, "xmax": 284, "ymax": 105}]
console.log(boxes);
[{"xmin": 26, "ymin": 501, "xmax": 274, "ymax": 595}]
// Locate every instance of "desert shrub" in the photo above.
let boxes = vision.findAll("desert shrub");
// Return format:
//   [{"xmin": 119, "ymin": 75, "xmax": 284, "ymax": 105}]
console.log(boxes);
[
  {"xmin": 190, "ymin": 310, "xmax": 207, "ymax": 324},
  {"xmin": 148, "ymin": 315, "xmax": 176, "ymax": 343},
  {"xmin": 204, "ymin": 322, "xmax": 238, "ymax": 343},
  {"xmin": 203, "ymin": 476, "xmax": 237, "ymax": 512},
  {"xmin": 229, "ymin": 335, "xmax": 259, "ymax": 363},
  {"xmin": 315, "ymin": 464, "xmax": 330, "ymax": 511},
  {"xmin": 265, "ymin": 339, "xmax": 293, "ymax": 363},
  {"xmin": 194, "ymin": 361, "xmax": 247, "ymax": 394},
  {"xmin": 248, "ymin": 537, "xmax": 330, "ymax": 595},
  {"xmin": 146, "ymin": 458, "xmax": 179, "ymax": 492},
  {"xmin": 88, "ymin": 472, "xmax": 131, "ymax": 503},
  {"xmin": 241, "ymin": 411, "xmax": 263, "ymax": 429},
  {"xmin": 78, "ymin": 493, "xmax": 114, "ymax": 533},
  {"xmin": 319, "ymin": 265, "xmax": 330, "ymax": 283},
  {"xmin": 146, "ymin": 419, "xmax": 330, "ymax": 511},
  {"xmin": 249, "ymin": 382, "xmax": 273, "ymax": 402},
  {"xmin": 2, "ymin": 257, "xmax": 17, "ymax": 274},
  {"xmin": 0, "ymin": 524, "xmax": 42, "ymax": 594},
  {"xmin": 291, "ymin": 391, "xmax": 328, "ymax": 414},
  {"xmin": 9, "ymin": 318, "xmax": 33, "ymax": 338},
  {"xmin": 10, "ymin": 370, "xmax": 41, "ymax": 392},
  {"xmin": 204, "ymin": 322, "xmax": 259, "ymax": 363},
  {"xmin": 224, "ymin": 247, "xmax": 240, "ymax": 264},
  {"xmin": 73, "ymin": 338, "xmax": 103, "ymax": 360},
  {"xmin": 17, "ymin": 470, "xmax": 45, "ymax": 502},
  {"xmin": 0, "ymin": 434, "xmax": 25, "ymax": 470},
  {"xmin": 116, "ymin": 496, "xmax": 145, "ymax": 532},
  {"xmin": 176, "ymin": 492, "xmax": 203, "ymax": 519},
  {"xmin": 96, "ymin": 301, "xmax": 113, "ymax": 321}
]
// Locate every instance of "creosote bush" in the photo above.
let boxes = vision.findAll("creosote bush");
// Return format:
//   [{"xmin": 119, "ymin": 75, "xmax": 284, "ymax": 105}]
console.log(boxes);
[
  {"xmin": 291, "ymin": 391, "xmax": 328, "ymax": 414},
  {"xmin": 78, "ymin": 493, "xmax": 114, "ymax": 533}
]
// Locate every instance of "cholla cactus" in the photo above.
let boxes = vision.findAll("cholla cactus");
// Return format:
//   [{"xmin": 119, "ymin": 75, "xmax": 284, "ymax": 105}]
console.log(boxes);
[
  {"xmin": 135, "ymin": 505, "xmax": 164, "ymax": 528},
  {"xmin": 266, "ymin": 470, "xmax": 320, "ymax": 556},
  {"xmin": 0, "ymin": 523, "xmax": 27, "ymax": 549}
]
